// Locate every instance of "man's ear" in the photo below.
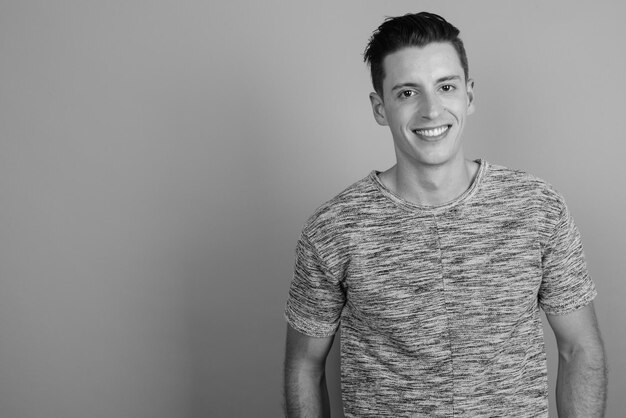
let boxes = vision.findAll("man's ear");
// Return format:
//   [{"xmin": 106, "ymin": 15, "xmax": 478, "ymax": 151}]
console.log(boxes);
[
  {"xmin": 369, "ymin": 92, "xmax": 388, "ymax": 126},
  {"xmin": 466, "ymin": 79, "xmax": 475, "ymax": 115}
]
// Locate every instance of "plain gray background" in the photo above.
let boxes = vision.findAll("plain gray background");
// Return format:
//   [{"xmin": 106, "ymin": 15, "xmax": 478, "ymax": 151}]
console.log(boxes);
[{"xmin": 0, "ymin": 1, "xmax": 624, "ymax": 417}]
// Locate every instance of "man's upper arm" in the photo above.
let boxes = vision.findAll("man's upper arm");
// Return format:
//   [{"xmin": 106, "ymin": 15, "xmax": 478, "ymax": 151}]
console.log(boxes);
[
  {"xmin": 545, "ymin": 302, "xmax": 604, "ymax": 356},
  {"xmin": 285, "ymin": 323, "xmax": 335, "ymax": 370}
]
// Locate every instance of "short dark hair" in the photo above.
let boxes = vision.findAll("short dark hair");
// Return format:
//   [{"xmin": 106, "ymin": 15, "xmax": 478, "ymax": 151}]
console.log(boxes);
[{"xmin": 363, "ymin": 12, "xmax": 469, "ymax": 96}]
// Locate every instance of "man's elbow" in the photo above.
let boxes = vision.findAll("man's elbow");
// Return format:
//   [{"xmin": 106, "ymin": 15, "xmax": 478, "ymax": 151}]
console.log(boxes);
[{"xmin": 558, "ymin": 335, "xmax": 607, "ymax": 372}]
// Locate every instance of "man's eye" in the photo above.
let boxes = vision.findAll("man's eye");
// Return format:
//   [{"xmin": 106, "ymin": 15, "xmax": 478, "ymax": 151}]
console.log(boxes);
[
  {"xmin": 440, "ymin": 84, "xmax": 456, "ymax": 92},
  {"xmin": 401, "ymin": 90, "xmax": 416, "ymax": 98}
]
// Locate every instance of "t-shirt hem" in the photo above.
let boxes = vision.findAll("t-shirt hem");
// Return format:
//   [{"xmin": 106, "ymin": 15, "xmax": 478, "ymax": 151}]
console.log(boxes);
[
  {"xmin": 284, "ymin": 307, "xmax": 339, "ymax": 338},
  {"xmin": 541, "ymin": 289, "xmax": 597, "ymax": 316}
]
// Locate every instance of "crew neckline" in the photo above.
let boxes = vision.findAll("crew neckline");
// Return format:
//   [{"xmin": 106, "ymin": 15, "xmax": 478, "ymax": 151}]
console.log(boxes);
[{"xmin": 369, "ymin": 159, "xmax": 488, "ymax": 213}]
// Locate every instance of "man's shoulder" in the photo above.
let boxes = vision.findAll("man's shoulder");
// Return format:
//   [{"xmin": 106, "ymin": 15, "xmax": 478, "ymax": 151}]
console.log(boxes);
[
  {"xmin": 301, "ymin": 172, "xmax": 380, "ymax": 236},
  {"xmin": 487, "ymin": 162, "xmax": 548, "ymax": 187},
  {"xmin": 481, "ymin": 162, "xmax": 570, "ymax": 230},
  {"xmin": 485, "ymin": 162, "xmax": 563, "ymax": 202}
]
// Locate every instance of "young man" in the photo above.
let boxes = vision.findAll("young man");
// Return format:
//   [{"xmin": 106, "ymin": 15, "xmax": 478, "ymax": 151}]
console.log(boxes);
[{"xmin": 284, "ymin": 12, "xmax": 607, "ymax": 417}]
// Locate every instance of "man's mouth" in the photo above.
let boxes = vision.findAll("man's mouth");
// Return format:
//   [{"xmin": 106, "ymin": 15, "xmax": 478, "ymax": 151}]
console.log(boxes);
[{"xmin": 413, "ymin": 125, "xmax": 450, "ymax": 138}]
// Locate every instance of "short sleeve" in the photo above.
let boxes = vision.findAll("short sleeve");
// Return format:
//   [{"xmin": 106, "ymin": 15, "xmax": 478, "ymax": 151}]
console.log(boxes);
[
  {"xmin": 284, "ymin": 230, "xmax": 346, "ymax": 337},
  {"xmin": 539, "ymin": 201, "xmax": 597, "ymax": 315}
]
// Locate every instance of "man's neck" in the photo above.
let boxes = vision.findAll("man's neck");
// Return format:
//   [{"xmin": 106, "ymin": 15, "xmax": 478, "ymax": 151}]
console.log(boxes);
[{"xmin": 380, "ymin": 158, "xmax": 479, "ymax": 207}]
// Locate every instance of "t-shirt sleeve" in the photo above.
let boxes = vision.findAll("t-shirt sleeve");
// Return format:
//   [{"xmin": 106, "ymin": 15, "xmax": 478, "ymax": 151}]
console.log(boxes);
[
  {"xmin": 284, "ymin": 230, "xmax": 346, "ymax": 337},
  {"xmin": 539, "ymin": 200, "xmax": 597, "ymax": 315}
]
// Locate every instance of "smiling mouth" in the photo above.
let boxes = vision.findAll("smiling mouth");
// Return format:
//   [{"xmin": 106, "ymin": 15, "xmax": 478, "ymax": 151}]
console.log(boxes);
[{"xmin": 413, "ymin": 125, "xmax": 451, "ymax": 138}]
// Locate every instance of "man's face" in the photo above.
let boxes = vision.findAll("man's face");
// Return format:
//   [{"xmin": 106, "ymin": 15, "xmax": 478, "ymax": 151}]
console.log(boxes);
[{"xmin": 370, "ymin": 42, "xmax": 475, "ymax": 168}]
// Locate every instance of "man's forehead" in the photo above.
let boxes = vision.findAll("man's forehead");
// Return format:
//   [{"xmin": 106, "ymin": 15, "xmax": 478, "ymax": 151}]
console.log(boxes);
[{"xmin": 382, "ymin": 43, "xmax": 465, "ymax": 83}]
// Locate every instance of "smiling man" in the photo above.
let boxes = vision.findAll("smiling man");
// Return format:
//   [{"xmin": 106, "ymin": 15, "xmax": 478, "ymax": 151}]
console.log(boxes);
[
  {"xmin": 284, "ymin": 12, "xmax": 607, "ymax": 417},
  {"xmin": 369, "ymin": 42, "xmax": 475, "ymax": 207}
]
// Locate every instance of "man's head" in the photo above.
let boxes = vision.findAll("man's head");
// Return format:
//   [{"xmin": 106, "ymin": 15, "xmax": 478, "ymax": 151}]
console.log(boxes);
[
  {"xmin": 364, "ymin": 12, "xmax": 475, "ymax": 169},
  {"xmin": 364, "ymin": 12, "xmax": 469, "ymax": 97}
]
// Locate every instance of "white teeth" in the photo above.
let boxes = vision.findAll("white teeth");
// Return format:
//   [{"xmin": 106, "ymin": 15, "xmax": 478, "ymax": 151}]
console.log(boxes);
[{"xmin": 414, "ymin": 126, "xmax": 449, "ymax": 137}]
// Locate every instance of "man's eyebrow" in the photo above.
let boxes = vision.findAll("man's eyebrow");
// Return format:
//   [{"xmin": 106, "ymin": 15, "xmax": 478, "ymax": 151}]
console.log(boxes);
[
  {"xmin": 391, "ymin": 75, "xmax": 463, "ymax": 91},
  {"xmin": 436, "ymin": 75, "xmax": 463, "ymax": 83},
  {"xmin": 391, "ymin": 82, "xmax": 421, "ymax": 92}
]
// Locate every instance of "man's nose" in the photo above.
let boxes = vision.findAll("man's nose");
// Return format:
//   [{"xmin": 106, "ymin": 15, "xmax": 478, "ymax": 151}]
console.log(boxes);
[{"xmin": 420, "ymin": 92, "xmax": 443, "ymax": 119}]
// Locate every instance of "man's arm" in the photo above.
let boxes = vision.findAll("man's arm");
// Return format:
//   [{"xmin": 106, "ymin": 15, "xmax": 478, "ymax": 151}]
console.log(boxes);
[
  {"xmin": 284, "ymin": 324, "xmax": 335, "ymax": 418},
  {"xmin": 546, "ymin": 302, "xmax": 607, "ymax": 417}
]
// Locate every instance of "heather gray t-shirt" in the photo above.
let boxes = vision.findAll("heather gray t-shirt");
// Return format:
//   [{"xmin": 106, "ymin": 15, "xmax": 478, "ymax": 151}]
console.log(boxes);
[{"xmin": 285, "ymin": 160, "xmax": 596, "ymax": 417}]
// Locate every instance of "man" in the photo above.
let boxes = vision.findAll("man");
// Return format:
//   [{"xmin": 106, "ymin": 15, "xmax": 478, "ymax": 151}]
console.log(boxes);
[{"xmin": 284, "ymin": 12, "xmax": 607, "ymax": 417}]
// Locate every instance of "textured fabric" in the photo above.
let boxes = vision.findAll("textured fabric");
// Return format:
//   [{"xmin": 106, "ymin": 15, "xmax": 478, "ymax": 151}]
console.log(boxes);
[{"xmin": 285, "ymin": 160, "xmax": 596, "ymax": 417}]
